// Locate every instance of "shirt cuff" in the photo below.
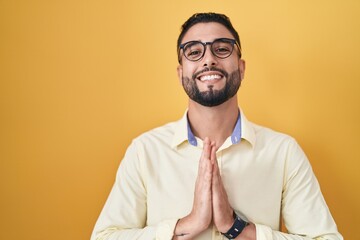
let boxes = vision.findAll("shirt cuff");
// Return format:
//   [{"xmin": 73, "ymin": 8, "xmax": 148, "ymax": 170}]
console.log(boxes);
[
  {"xmin": 255, "ymin": 223, "xmax": 273, "ymax": 240},
  {"xmin": 156, "ymin": 219, "xmax": 179, "ymax": 240}
]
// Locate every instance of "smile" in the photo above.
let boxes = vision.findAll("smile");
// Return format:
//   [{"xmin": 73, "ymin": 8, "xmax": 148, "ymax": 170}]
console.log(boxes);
[
  {"xmin": 199, "ymin": 74, "xmax": 222, "ymax": 81},
  {"xmin": 197, "ymin": 71, "xmax": 224, "ymax": 82}
]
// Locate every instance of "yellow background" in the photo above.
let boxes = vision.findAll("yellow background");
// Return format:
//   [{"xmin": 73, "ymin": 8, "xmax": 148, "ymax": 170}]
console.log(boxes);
[{"xmin": 0, "ymin": 0, "xmax": 359, "ymax": 239}]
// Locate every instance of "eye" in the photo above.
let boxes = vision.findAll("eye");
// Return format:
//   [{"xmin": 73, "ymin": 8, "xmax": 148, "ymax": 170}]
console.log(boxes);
[
  {"xmin": 212, "ymin": 40, "xmax": 233, "ymax": 56},
  {"xmin": 187, "ymin": 49, "xmax": 202, "ymax": 57},
  {"xmin": 184, "ymin": 43, "xmax": 203, "ymax": 59},
  {"xmin": 214, "ymin": 46, "xmax": 231, "ymax": 54}
]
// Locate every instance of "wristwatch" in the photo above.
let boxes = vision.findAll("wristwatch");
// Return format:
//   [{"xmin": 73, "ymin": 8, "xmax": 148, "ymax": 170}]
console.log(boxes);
[{"xmin": 221, "ymin": 212, "xmax": 249, "ymax": 239}]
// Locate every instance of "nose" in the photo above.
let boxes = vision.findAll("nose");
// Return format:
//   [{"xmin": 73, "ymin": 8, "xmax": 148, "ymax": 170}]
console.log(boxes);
[{"xmin": 202, "ymin": 45, "xmax": 218, "ymax": 67}]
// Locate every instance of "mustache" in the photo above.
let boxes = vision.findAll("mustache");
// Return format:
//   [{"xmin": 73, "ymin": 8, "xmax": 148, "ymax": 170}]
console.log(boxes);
[{"xmin": 192, "ymin": 67, "xmax": 229, "ymax": 80}]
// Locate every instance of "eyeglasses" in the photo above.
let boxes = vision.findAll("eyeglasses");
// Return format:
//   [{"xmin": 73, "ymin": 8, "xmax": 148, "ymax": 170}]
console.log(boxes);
[{"xmin": 178, "ymin": 38, "xmax": 241, "ymax": 63}]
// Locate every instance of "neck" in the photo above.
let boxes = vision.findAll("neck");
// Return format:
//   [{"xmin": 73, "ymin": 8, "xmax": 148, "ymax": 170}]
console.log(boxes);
[{"xmin": 187, "ymin": 96, "xmax": 239, "ymax": 149}]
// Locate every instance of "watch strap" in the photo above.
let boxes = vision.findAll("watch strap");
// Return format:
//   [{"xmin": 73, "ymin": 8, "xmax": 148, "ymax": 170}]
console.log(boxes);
[{"xmin": 222, "ymin": 212, "xmax": 249, "ymax": 239}]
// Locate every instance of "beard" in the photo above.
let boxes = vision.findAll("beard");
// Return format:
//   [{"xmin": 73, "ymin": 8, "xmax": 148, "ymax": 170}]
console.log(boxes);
[{"xmin": 181, "ymin": 67, "xmax": 241, "ymax": 107}]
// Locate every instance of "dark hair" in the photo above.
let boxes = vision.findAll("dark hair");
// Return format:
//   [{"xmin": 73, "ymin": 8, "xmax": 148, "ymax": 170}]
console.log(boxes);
[{"xmin": 177, "ymin": 12, "xmax": 241, "ymax": 56}]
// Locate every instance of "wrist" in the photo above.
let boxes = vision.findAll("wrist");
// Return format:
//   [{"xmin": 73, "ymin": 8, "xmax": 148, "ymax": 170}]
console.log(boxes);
[
  {"xmin": 221, "ymin": 212, "xmax": 249, "ymax": 239},
  {"xmin": 217, "ymin": 208, "xmax": 236, "ymax": 233},
  {"xmin": 173, "ymin": 214, "xmax": 207, "ymax": 239},
  {"xmin": 190, "ymin": 208, "xmax": 212, "ymax": 231}
]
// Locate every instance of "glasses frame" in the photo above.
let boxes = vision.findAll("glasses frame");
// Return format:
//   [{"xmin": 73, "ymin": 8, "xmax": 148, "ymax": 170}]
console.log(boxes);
[{"xmin": 178, "ymin": 38, "xmax": 241, "ymax": 63}]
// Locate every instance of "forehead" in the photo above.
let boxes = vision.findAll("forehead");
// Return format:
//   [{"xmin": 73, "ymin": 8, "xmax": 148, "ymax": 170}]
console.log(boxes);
[{"xmin": 181, "ymin": 22, "xmax": 234, "ymax": 44}]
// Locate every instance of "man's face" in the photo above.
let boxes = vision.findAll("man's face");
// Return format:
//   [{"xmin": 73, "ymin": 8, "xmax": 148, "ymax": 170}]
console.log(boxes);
[{"xmin": 177, "ymin": 22, "xmax": 245, "ymax": 107}]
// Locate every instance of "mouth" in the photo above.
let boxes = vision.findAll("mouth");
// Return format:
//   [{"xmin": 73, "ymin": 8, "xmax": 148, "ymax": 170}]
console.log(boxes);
[{"xmin": 196, "ymin": 71, "xmax": 224, "ymax": 82}]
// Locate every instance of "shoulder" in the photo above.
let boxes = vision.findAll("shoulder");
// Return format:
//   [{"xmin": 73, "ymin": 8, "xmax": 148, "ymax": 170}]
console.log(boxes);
[
  {"xmin": 247, "ymin": 120, "xmax": 298, "ymax": 149},
  {"xmin": 240, "ymin": 111, "xmax": 297, "ymax": 150},
  {"xmin": 246, "ymin": 121, "xmax": 308, "ymax": 167},
  {"xmin": 132, "ymin": 119, "xmax": 180, "ymax": 147},
  {"xmin": 120, "ymin": 119, "xmax": 180, "ymax": 165},
  {"xmin": 250, "ymin": 121, "xmax": 310, "ymax": 168},
  {"xmin": 253, "ymin": 122, "xmax": 294, "ymax": 140}
]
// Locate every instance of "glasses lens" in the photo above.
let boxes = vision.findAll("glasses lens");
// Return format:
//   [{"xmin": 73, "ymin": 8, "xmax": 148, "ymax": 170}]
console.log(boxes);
[
  {"xmin": 183, "ymin": 42, "xmax": 204, "ymax": 61},
  {"xmin": 211, "ymin": 39, "xmax": 234, "ymax": 58}
]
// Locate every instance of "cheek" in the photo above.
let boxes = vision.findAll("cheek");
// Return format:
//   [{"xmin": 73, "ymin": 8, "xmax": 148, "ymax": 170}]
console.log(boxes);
[
  {"xmin": 226, "ymin": 60, "xmax": 240, "ymax": 71},
  {"xmin": 182, "ymin": 63, "xmax": 198, "ymax": 78}
]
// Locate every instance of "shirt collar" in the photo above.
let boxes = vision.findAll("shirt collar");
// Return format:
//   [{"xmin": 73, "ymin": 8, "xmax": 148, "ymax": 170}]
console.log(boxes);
[
  {"xmin": 239, "ymin": 109, "xmax": 256, "ymax": 147},
  {"xmin": 171, "ymin": 109, "xmax": 255, "ymax": 149},
  {"xmin": 187, "ymin": 111, "xmax": 242, "ymax": 147},
  {"xmin": 171, "ymin": 112, "xmax": 189, "ymax": 149}
]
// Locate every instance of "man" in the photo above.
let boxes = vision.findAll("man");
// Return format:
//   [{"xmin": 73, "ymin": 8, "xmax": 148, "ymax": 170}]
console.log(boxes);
[{"xmin": 91, "ymin": 13, "xmax": 342, "ymax": 240}]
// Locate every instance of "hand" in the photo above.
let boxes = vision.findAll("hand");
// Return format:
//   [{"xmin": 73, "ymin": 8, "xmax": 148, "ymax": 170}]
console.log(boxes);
[
  {"xmin": 173, "ymin": 137, "xmax": 213, "ymax": 239},
  {"xmin": 174, "ymin": 138, "xmax": 256, "ymax": 240},
  {"xmin": 192, "ymin": 137, "xmax": 213, "ymax": 229},
  {"xmin": 210, "ymin": 141, "xmax": 234, "ymax": 233}
]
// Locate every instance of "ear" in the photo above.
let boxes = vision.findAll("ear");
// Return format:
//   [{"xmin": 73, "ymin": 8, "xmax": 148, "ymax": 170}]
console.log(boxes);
[
  {"xmin": 177, "ymin": 65, "xmax": 183, "ymax": 85},
  {"xmin": 238, "ymin": 59, "xmax": 246, "ymax": 80}
]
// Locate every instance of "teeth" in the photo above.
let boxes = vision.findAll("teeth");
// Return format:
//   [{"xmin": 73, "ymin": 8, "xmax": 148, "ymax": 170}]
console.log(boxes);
[{"xmin": 200, "ymin": 75, "xmax": 222, "ymax": 81}]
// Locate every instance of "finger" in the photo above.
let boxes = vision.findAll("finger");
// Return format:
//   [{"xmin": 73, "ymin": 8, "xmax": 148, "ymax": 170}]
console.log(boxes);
[
  {"xmin": 212, "ymin": 164, "xmax": 220, "ymax": 188},
  {"xmin": 210, "ymin": 142, "xmax": 216, "ymax": 165},
  {"xmin": 204, "ymin": 140, "xmax": 214, "ymax": 181},
  {"xmin": 210, "ymin": 143, "xmax": 219, "ymax": 176},
  {"xmin": 198, "ymin": 137, "xmax": 211, "ymax": 174},
  {"xmin": 212, "ymin": 152, "xmax": 221, "ymax": 187},
  {"xmin": 201, "ymin": 137, "xmax": 211, "ymax": 161},
  {"xmin": 197, "ymin": 138, "xmax": 207, "ymax": 175},
  {"xmin": 204, "ymin": 159, "xmax": 213, "ymax": 182},
  {"xmin": 197, "ymin": 138, "xmax": 213, "ymax": 183}
]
